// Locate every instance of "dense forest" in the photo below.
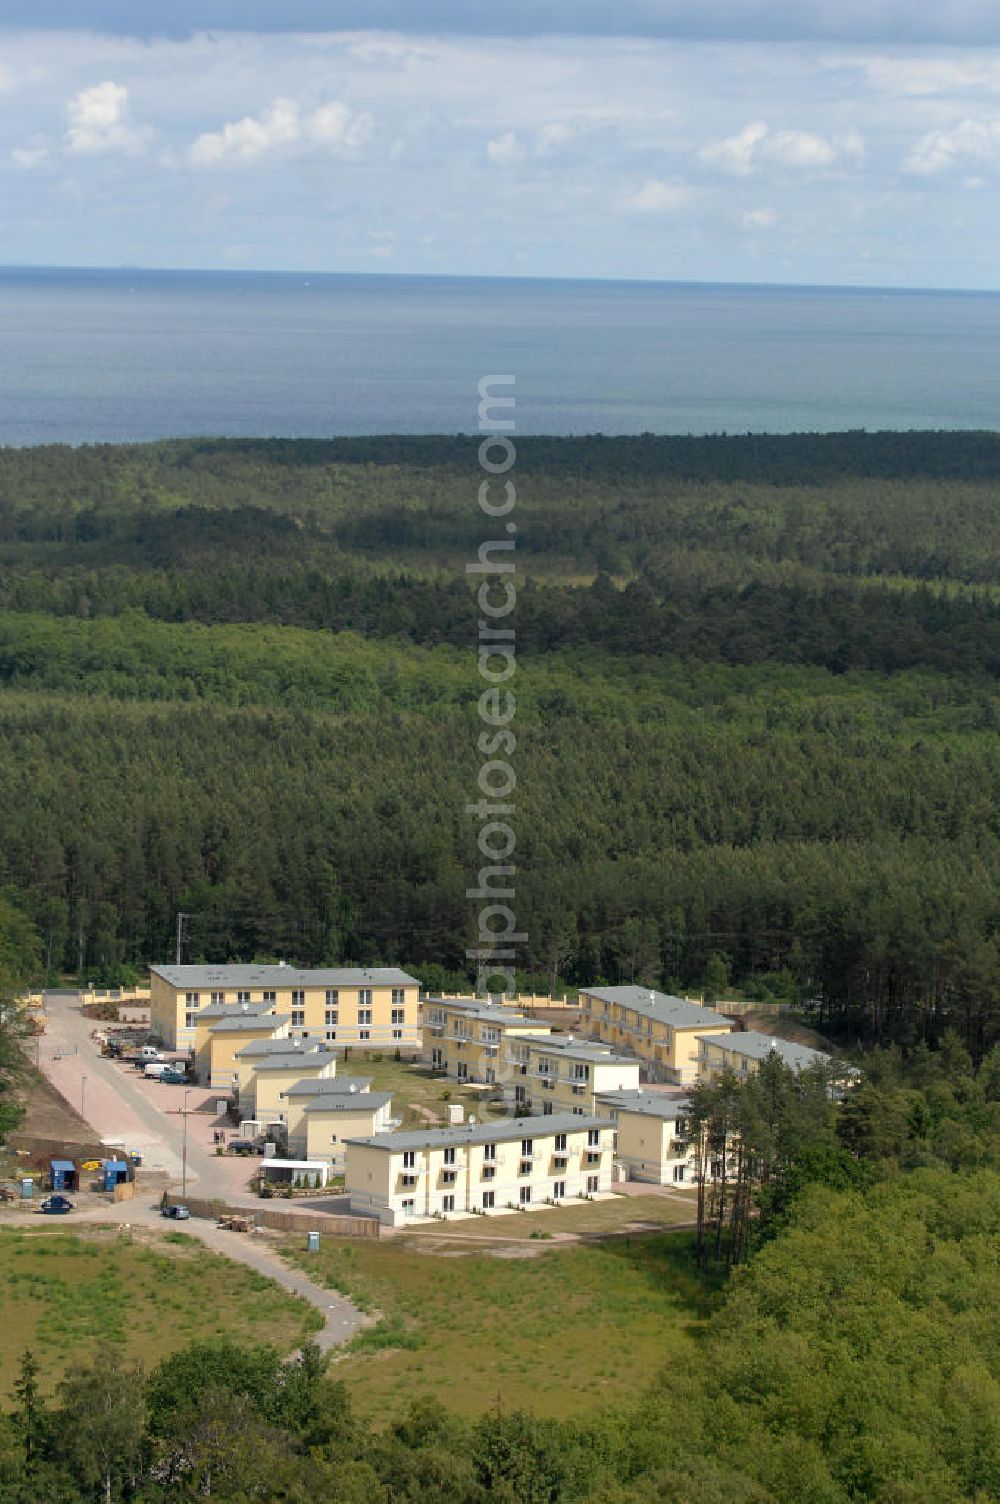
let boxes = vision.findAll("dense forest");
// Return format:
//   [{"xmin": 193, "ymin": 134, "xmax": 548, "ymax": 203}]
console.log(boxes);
[
  {"xmin": 2, "ymin": 1038, "xmax": 998, "ymax": 1503},
  {"xmin": 0, "ymin": 434, "xmax": 999, "ymax": 1054}
]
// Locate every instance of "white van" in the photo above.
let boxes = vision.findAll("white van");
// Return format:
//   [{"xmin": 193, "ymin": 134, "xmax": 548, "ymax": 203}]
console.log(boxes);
[
  {"xmin": 140, "ymin": 1045, "xmax": 161, "ymax": 1060},
  {"xmin": 144, "ymin": 1061, "xmax": 171, "ymax": 1079}
]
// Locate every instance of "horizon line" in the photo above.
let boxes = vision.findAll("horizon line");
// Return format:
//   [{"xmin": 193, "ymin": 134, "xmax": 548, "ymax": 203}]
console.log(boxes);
[{"xmin": 3, "ymin": 261, "xmax": 1000, "ymax": 300}]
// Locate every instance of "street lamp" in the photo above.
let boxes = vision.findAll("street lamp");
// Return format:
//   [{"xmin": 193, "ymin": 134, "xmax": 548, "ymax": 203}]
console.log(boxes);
[
  {"xmin": 181, "ymin": 1088, "xmax": 191, "ymax": 1200},
  {"xmin": 81, "ymin": 1074, "xmax": 87, "ymax": 1119}
]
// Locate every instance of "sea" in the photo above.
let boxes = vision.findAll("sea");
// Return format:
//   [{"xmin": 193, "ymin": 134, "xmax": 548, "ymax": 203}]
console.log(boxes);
[{"xmin": 2, "ymin": 265, "xmax": 1000, "ymax": 444}]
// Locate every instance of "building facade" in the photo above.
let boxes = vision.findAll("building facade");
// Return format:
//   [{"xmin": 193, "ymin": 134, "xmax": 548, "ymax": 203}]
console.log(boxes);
[
  {"xmin": 303, "ymin": 1090, "xmax": 395, "ymax": 1168},
  {"xmin": 577, "ymin": 986, "xmax": 733, "ymax": 1083},
  {"xmin": 504, "ymin": 1035, "xmax": 641, "ymax": 1117},
  {"xmin": 191, "ymin": 1004, "xmax": 288, "ymax": 1091},
  {"xmin": 696, "ymin": 1030, "xmax": 831, "ymax": 1083},
  {"xmin": 150, "ymin": 964, "xmax": 421, "ymax": 1051},
  {"xmin": 345, "ymin": 1113, "xmax": 614, "ymax": 1227},
  {"xmin": 421, "ymin": 997, "xmax": 551, "ymax": 1085},
  {"xmin": 282, "ymin": 1075, "xmax": 373, "ymax": 1151},
  {"xmin": 597, "ymin": 1089, "xmax": 697, "ymax": 1185}
]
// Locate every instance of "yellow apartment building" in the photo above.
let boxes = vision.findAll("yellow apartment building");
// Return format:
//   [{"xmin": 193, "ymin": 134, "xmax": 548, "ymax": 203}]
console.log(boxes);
[
  {"xmin": 150, "ymin": 963, "xmax": 421, "ymax": 1051},
  {"xmin": 240, "ymin": 1046, "xmax": 339, "ymax": 1124},
  {"xmin": 504, "ymin": 1035, "xmax": 641, "ymax": 1117},
  {"xmin": 421, "ymin": 996, "xmax": 551, "ymax": 1085},
  {"xmin": 233, "ymin": 1035, "xmax": 329, "ymax": 1101},
  {"xmin": 302, "ymin": 1087, "xmax": 395, "ymax": 1169},
  {"xmin": 281, "ymin": 1075, "xmax": 373, "ymax": 1151},
  {"xmin": 696, "ymin": 1030, "xmax": 831, "ymax": 1083},
  {"xmin": 345, "ymin": 1113, "xmax": 614, "ymax": 1227},
  {"xmin": 192, "ymin": 1004, "xmax": 288, "ymax": 1091},
  {"xmin": 578, "ymin": 986, "xmax": 733, "ymax": 1084},
  {"xmin": 596, "ymin": 1089, "xmax": 699, "ymax": 1185}
]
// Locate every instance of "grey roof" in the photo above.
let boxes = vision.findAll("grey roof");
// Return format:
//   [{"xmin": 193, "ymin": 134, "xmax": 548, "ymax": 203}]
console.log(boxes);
[
  {"xmin": 697, "ymin": 1030, "xmax": 830, "ymax": 1071},
  {"xmin": 235, "ymin": 1037, "xmax": 322, "ymax": 1060},
  {"xmin": 195, "ymin": 1001, "xmax": 276, "ymax": 1023},
  {"xmin": 249, "ymin": 1049, "xmax": 338, "ymax": 1072},
  {"xmin": 304, "ymin": 1092, "xmax": 393, "ymax": 1114},
  {"xmin": 152, "ymin": 964, "xmax": 420, "ymax": 988},
  {"xmin": 283, "ymin": 1075, "xmax": 373, "ymax": 1098},
  {"xmin": 206, "ymin": 1013, "xmax": 290, "ymax": 1034},
  {"xmin": 596, "ymin": 1089, "xmax": 692, "ymax": 1121},
  {"xmin": 345, "ymin": 1112, "xmax": 611, "ymax": 1153},
  {"xmin": 581, "ymin": 985, "xmax": 732, "ymax": 1031},
  {"xmin": 424, "ymin": 996, "xmax": 546, "ymax": 1027},
  {"xmin": 529, "ymin": 1035, "xmax": 640, "ymax": 1066}
]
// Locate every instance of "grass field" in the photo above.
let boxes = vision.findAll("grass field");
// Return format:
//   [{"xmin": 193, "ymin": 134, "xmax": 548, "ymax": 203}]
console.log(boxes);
[
  {"xmin": 0, "ymin": 1227, "xmax": 322, "ymax": 1395},
  {"xmin": 400, "ymin": 1192, "xmax": 698, "ymax": 1242},
  {"xmin": 344, "ymin": 1052, "xmax": 508, "ymax": 1130},
  {"xmin": 285, "ymin": 1227, "xmax": 717, "ymax": 1420}
]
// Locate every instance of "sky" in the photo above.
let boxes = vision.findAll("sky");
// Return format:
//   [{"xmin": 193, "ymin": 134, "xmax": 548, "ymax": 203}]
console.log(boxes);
[{"xmin": 2, "ymin": 3, "xmax": 1000, "ymax": 286}]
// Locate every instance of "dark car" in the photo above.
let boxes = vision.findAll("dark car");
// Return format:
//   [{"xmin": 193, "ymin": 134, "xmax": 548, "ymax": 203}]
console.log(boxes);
[
  {"xmin": 228, "ymin": 1139, "xmax": 261, "ymax": 1156},
  {"xmin": 38, "ymin": 1194, "xmax": 74, "ymax": 1214},
  {"xmin": 161, "ymin": 1203, "xmax": 191, "ymax": 1220},
  {"xmin": 158, "ymin": 1069, "xmax": 188, "ymax": 1085}
]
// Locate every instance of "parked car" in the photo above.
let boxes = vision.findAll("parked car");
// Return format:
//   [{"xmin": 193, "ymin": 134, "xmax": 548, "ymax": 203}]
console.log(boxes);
[
  {"xmin": 228, "ymin": 1139, "xmax": 261, "ymax": 1156},
  {"xmin": 0, "ymin": 1186, "xmax": 16, "ymax": 1203},
  {"xmin": 161, "ymin": 1203, "xmax": 191, "ymax": 1220},
  {"xmin": 38, "ymin": 1195, "xmax": 74, "ymax": 1215},
  {"xmin": 158, "ymin": 1068, "xmax": 188, "ymax": 1085}
]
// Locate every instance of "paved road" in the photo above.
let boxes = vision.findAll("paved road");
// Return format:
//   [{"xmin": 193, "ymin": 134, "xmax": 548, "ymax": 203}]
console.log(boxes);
[
  {"xmin": 29, "ymin": 993, "xmax": 369, "ymax": 1349},
  {"xmin": 2, "ymin": 1194, "xmax": 368, "ymax": 1351}
]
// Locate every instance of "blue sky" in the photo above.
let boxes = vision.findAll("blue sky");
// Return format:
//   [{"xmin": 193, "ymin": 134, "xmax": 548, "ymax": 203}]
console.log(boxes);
[{"xmin": 3, "ymin": 3, "xmax": 1000, "ymax": 286}]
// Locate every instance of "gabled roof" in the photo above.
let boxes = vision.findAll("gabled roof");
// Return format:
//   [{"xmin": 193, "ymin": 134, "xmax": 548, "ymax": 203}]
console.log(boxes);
[
  {"xmin": 529, "ymin": 1035, "xmax": 640, "ymax": 1066},
  {"xmin": 424, "ymin": 996, "xmax": 548, "ymax": 1028},
  {"xmin": 283, "ymin": 1076, "xmax": 373, "ymax": 1098},
  {"xmin": 697, "ymin": 1030, "xmax": 830, "ymax": 1071},
  {"xmin": 596, "ymin": 1089, "xmax": 692, "ymax": 1121},
  {"xmin": 152, "ymin": 964, "xmax": 420, "ymax": 988},
  {"xmin": 581, "ymin": 985, "xmax": 732, "ymax": 1031},
  {"xmin": 249, "ymin": 1050, "xmax": 338, "ymax": 1072},
  {"xmin": 346, "ymin": 1113, "xmax": 611, "ymax": 1153},
  {"xmin": 304, "ymin": 1092, "xmax": 393, "ymax": 1114}
]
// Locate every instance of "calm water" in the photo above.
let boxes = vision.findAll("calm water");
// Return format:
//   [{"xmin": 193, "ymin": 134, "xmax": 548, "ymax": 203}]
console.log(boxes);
[{"xmin": 1, "ymin": 266, "xmax": 999, "ymax": 443}]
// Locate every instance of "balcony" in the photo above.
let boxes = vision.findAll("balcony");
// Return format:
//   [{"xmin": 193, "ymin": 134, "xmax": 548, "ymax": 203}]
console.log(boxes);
[{"xmin": 552, "ymin": 1153, "xmax": 568, "ymax": 1168}]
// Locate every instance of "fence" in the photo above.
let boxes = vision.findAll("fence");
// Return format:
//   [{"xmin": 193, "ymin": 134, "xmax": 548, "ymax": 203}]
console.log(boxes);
[{"xmin": 176, "ymin": 1194, "xmax": 380, "ymax": 1238}]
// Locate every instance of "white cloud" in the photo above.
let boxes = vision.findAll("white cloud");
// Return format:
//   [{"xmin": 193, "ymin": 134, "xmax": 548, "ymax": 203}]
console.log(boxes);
[
  {"xmin": 699, "ymin": 120, "xmax": 769, "ymax": 174},
  {"xmin": 190, "ymin": 97, "xmax": 300, "ymax": 164},
  {"xmin": 306, "ymin": 101, "xmax": 375, "ymax": 149},
  {"xmin": 534, "ymin": 121, "xmax": 575, "ymax": 155},
  {"xmin": 700, "ymin": 120, "xmax": 862, "ymax": 174},
  {"xmin": 904, "ymin": 117, "xmax": 1000, "ymax": 174},
  {"xmin": 10, "ymin": 145, "xmax": 49, "ymax": 169},
  {"xmin": 626, "ymin": 177, "xmax": 691, "ymax": 211},
  {"xmin": 486, "ymin": 130, "xmax": 525, "ymax": 166},
  {"xmin": 742, "ymin": 206, "xmax": 777, "ymax": 228},
  {"xmin": 66, "ymin": 80, "xmax": 143, "ymax": 155}
]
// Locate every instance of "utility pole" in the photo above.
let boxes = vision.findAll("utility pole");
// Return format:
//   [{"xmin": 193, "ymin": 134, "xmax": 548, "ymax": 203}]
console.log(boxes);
[
  {"xmin": 81, "ymin": 1074, "xmax": 87, "ymax": 1120},
  {"xmin": 175, "ymin": 912, "xmax": 191, "ymax": 966},
  {"xmin": 181, "ymin": 1088, "xmax": 191, "ymax": 1200}
]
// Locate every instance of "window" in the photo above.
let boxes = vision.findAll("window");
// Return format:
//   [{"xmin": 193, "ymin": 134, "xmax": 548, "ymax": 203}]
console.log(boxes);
[
  {"xmin": 237, "ymin": 990, "xmax": 251, "ymax": 1004},
  {"xmin": 572, "ymin": 1063, "xmax": 589, "ymax": 1081},
  {"xmin": 185, "ymin": 1012, "xmax": 197, "ymax": 1029},
  {"xmin": 554, "ymin": 1133, "xmax": 567, "ymax": 1152},
  {"xmin": 457, "ymin": 1063, "xmax": 468, "ymax": 1081},
  {"xmin": 431, "ymin": 1048, "xmax": 443, "ymax": 1068},
  {"xmin": 325, "ymin": 989, "xmax": 339, "ymax": 1006},
  {"xmin": 442, "ymin": 1169, "xmax": 457, "ymax": 1184},
  {"xmin": 391, "ymin": 987, "xmax": 405, "ymax": 1006},
  {"xmin": 325, "ymin": 1030, "xmax": 337, "ymax": 1042},
  {"xmin": 358, "ymin": 1008, "xmax": 372, "ymax": 1026},
  {"xmin": 359, "ymin": 988, "xmax": 372, "ymax": 1007},
  {"xmin": 210, "ymin": 991, "xmax": 224, "ymax": 1005},
  {"xmin": 520, "ymin": 1138, "xmax": 533, "ymax": 1156},
  {"xmin": 553, "ymin": 1180, "xmax": 566, "ymax": 1199},
  {"xmin": 482, "ymin": 1164, "xmax": 496, "ymax": 1179},
  {"xmin": 185, "ymin": 991, "xmax": 200, "ymax": 1006},
  {"xmin": 392, "ymin": 1028, "xmax": 403, "ymax": 1040},
  {"xmin": 443, "ymin": 1147, "xmax": 456, "ymax": 1166},
  {"xmin": 401, "ymin": 1198, "xmax": 415, "ymax": 1217},
  {"xmin": 587, "ymin": 1175, "xmax": 599, "ymax": 1193},
  {"xmin": 325, "ymin": 1009, "xmax": 339, "ymax": 1026},
  {"xmin": 672, "ymin": 1165, "xmax": 686, "ymax": 1183},
  {"xmin": 519, "ymin": 1185, "xmax": 532, "ymax": 1205},
  {"xmin": 291, "ymin": 1010, "xmax": 305, "ymax": 1028},
  {"xmin": 482, "ymin": 1190, "xmax": 495, "ymax": 1210},
  {"xmin": 442, "ymin": 1194, "xmax": 455, "ymax": 1213},
  {"xmin": 573, "ymin": 1107, "xmax": 585, "ymax": 1116},
  {"xmin": 262, "ymin": 990, "xmax": 276, "ymax": 1003},
  {"xmin": 329, "ymin": 1133, "xmax": 338, "ymax": 1143},
  {"xmin": 359, "ymin": 1029, "xmax": 370, "ymax": 1041},
  {"xmin": 403, "ymin": 1150, "xmax": 416, "ymax": 1169},
  {"xmin": 514, "ymin": 1084, "xmax": 526, "ymax": 1103},
  {"xmin": 542, "ymin": 1101, "xmax": 552, "ymax": 1115},
  {"xmin": 483, "ymin": 1142, "xmax": 497, "ymax": 1162},
  {"xmin": 587, "ymin": 1128, "xmax": 601, "ymax": 1147},
  {"xmin": 291, "ymin": 989, "xmax": 305, "ymax": 1007},
  {"xmin": 675, "ymin": 1118, "xmax": 686, "ymax": 1138},
  {"xmin": 391, "ymin": 1008, "xmax": 405, "ymax": 1025}
]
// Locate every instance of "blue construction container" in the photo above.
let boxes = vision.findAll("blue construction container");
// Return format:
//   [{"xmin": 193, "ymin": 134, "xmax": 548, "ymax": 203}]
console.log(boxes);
[
  {"xmin": 49, "ymin": 1159, "xmax": 78, "ymax": 1192},
  {"xmin": 102, "ymin": 1159, "xmax": 128, "ymax": 1191}
]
